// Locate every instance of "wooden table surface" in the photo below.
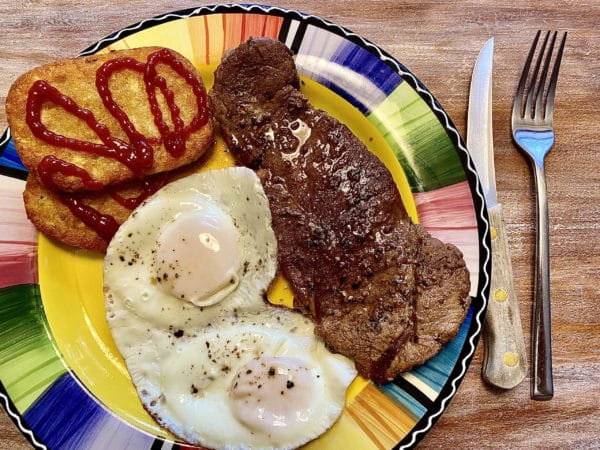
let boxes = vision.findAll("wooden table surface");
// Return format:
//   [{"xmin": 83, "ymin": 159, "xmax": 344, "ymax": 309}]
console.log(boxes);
[{"xmin": 1, "ymin": 1, "xmax": 598, "ymax": 448}]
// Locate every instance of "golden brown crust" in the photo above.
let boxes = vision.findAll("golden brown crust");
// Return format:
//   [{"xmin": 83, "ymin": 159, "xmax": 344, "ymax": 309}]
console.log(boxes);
[
  {"xmin": 24, "ymin": 177, "xmax": 119, "ymax": 252},
  {"xmin": 23, "ymin": 176, "xmax": 156, "ymax": 252},
  {"xmin": 7, "ymin": 47, "xmax": 213, "ymax": 192}
]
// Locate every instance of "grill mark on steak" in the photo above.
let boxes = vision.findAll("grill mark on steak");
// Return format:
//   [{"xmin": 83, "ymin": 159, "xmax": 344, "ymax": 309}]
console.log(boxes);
[{"xmin": 210, "ymin": 38, "xmax": 471, "ymax": 383}]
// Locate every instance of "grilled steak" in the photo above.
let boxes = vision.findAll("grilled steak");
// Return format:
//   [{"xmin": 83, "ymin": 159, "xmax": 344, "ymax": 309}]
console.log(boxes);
[{"xmin": 210, "ymin": 38, "xmax": 471, "ymax": 382}]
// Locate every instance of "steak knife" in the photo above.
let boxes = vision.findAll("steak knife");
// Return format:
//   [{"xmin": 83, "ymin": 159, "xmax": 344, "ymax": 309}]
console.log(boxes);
[{"xmin": 467, "ymin": 38, "xmax": 527, "ymax": 389}]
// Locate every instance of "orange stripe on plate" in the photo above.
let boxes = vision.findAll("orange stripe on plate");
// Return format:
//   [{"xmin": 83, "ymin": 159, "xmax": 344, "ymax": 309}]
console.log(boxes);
[
  {"xmin": 240, "ymin": 13, "xmax": 283, "ymax": 40},
  {"xmin": 346, "ymin": 383, "xmax": 416, "ymax": 450},
  {"xmin": 263, "ymin": 16, "xmax": 284, "ymax": 39},
  {"xmin": 223, "ymin": 13, "xmax": 244, "ymax": 51},
  {"xmin": 203, "ymin": 16, "xmax": 210, "ymax": 66},
  {"xmin": 186, "ymin": 16, "xmax": 207, "ymax": 69}
]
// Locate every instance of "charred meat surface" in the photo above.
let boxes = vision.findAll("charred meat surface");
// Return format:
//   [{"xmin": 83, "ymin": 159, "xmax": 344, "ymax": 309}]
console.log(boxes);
[{"xmin": 210, "ymin": 38, "xmax": 471, "ymax": 382}]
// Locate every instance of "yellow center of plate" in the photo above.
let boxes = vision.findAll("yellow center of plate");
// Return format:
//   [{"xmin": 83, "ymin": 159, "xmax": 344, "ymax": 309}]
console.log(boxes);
[{"xmin": 38, "ymin": 76, "xmax": 416, "ymax": 440}]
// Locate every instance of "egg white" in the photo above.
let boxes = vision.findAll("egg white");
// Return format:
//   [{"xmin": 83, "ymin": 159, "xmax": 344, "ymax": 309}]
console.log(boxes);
[
  {"xmin": 140, "ymin": 308, "xmax": 355, "ymax": 449},
  {"xmin": 104, "ymin": 167, "xmax": 277, "ymax": 331},
  {"xmin": 103, "ymin": 167, "xmax": 357, "ymax": 449}
]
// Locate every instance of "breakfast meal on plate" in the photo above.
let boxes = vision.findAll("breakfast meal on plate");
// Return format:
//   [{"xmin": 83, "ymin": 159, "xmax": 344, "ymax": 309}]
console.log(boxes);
[
  {"xmin": 104, "ymin": 167, "xmax": 357, "ymax": 449},
  {"xmin": 210, "ymin": 38, "xmax": 471, "ymax": 382},
  {"xmin": 5, "ymin": 46, "xmax": 214, "ymax": 251},
  {"xmin": 5, "ymin": 35, "xmax": 472, "ymax": 448}
]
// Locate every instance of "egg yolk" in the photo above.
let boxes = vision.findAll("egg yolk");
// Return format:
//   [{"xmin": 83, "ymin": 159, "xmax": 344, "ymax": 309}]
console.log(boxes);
[
  {"xmin": 230, "ymin": 356, "xmax": 319, "ymax": 435},
  {"xmin": 156, "ymin": 203, "xmax": 241, "ymax": 306}
]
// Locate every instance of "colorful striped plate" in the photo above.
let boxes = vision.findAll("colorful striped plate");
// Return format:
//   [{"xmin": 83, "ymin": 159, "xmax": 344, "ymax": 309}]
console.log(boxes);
[{"xmin": 0, "ymin": 4, "xmax": 490, "ymax": 449}]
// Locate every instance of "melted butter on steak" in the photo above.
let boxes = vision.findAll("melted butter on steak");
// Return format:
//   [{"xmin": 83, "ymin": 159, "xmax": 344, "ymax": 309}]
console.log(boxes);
[{"xmin": 209, "ymin": 38, "xmax": 471, "ymax": 382}]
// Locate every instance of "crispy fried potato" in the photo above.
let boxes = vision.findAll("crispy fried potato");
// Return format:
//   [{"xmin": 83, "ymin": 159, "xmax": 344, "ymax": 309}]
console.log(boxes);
[
  {"xmin": 23, "ymin": 176, "xmax": 151, "ymax": 253},
  {"xmin": 7, "ymin": 47, "xmax": 213, "ymax": 192}
]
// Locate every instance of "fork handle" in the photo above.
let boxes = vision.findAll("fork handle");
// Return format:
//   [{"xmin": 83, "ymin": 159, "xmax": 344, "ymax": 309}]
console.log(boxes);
[{"xmin": 531, "ymin": 161, "xmax": 554, "ymax": 400}]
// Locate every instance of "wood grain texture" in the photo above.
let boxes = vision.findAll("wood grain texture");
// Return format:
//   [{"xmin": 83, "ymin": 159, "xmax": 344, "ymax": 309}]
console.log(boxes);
[
  {"xmin": 483, "ymin": 205, "xmax": 528, "ymax": 389},
  {"xmin": 1, "ymin": 0, "xmax": 599, "ymax": 448}
]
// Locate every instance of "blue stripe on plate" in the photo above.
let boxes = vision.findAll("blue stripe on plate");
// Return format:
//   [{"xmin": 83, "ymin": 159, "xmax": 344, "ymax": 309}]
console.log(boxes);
[
  {"xmin": 379, "ymin": 382, "xmax": 428, "ymax": 420},
  {"xmin": 24, "ymin": 372, "xmax": 156, "ymax": 449},
  {"xmin": 329, "ymin": 41, "xmax": 401, "ymax": 97},
  {"xmin": 295, "ymin": 25, "xmax": 402, "ymax": 114},
  {"xmin": 24, "ymin": 373, "xmax": 103, "ymax": 449},
  {"xmin": 0, "ymin": 135, "xmax": 26, "ymax": 173}
]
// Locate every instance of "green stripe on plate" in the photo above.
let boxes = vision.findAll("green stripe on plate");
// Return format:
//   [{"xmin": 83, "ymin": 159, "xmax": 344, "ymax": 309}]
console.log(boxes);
[
  {"xmin": 368, "ymin": 82, "xmax": 465, "ymax": 192},
  {"xmin": 0, "ymin": 284, "xmax": 66, "ymax": 412}
]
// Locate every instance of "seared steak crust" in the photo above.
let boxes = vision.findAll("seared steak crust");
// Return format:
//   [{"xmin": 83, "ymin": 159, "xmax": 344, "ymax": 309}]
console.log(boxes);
[{"xmin": 210, "ymin": 38, "xmax": 471, "ymax": 382}]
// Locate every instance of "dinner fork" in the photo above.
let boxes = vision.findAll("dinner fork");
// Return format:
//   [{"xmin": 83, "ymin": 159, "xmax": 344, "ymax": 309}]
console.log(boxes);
[{"xmin": 511, "ymin": 30, "xmax": 567, "ymax": 400}]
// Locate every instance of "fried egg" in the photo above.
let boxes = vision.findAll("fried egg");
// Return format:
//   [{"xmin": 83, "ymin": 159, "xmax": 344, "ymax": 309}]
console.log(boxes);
[{"xmin": 103, "ymin": 167, "xmax": 357, "ymax": 449}]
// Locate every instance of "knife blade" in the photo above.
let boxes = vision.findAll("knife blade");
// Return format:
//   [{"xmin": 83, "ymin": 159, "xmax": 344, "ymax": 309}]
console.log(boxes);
[{"xmin": 467, "ymin": 37, "xmax": 527, "ymax": 389}]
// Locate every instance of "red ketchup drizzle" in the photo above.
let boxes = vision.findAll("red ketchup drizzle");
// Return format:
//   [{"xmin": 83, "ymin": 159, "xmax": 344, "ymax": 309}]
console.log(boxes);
[
  {"xmin": 38, "ymin": 155, "xmax": 104, "ymax": 191},
  {"xmin": 60, "ymin": 195, "xmax": 120, "ymax": 242},
  {"xmin": 26, "ymin": 80, "xmax": 150, "ymax": 183},
  {"xmin": 25, "ymin": 48, "xmax": 209, "ymax": 243},
  {"xmin": 60, "ymin": 176, "xmax": 169, "ymax": 244},
  {"xmin": 108, "ymin": 175, "xmax": 169, "ymax": 210}
]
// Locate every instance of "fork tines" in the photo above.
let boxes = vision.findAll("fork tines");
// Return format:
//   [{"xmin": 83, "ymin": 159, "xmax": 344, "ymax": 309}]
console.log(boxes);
[{"xmin": 515, "ymin": 30, "xmax": 567, "ymax": 121}]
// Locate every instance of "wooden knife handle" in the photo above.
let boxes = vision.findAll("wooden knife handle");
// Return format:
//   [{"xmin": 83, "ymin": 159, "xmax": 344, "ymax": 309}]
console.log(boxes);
[{"xmin": 482, "ymin": 205, "xmax": 527, "ymax": 389}]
